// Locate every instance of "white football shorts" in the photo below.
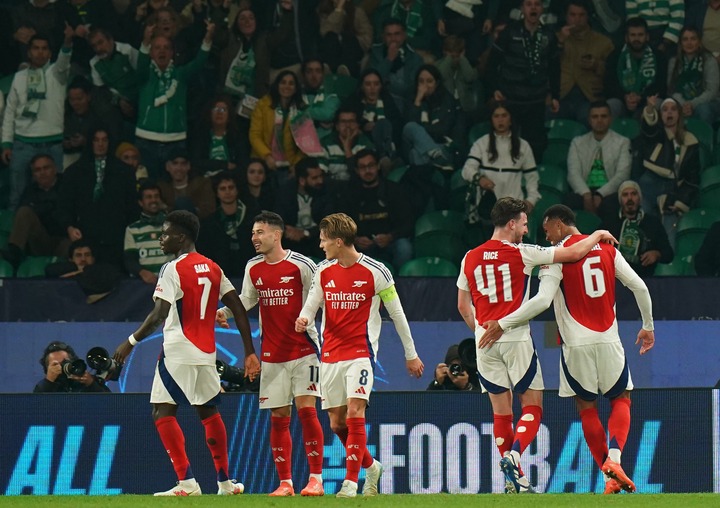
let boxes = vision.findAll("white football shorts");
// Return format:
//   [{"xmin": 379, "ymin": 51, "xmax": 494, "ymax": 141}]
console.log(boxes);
[
  {"xmin": 558, "ymin": 342, "xmax": 633, "ymax": 400},
  {"xmin": 258, "ymin": 353, "xmax": 321, "ymax": 409},
  {"xmin": 320, "ymin": 358, "xmax": 374, "ymax": 409},
  {"xmin": 150, "ymin": 357, "xmax": 221, "ymax": 406},
  {"xmin": 476, "ymin": 339, "xmax": 544, "ymax": 394}
]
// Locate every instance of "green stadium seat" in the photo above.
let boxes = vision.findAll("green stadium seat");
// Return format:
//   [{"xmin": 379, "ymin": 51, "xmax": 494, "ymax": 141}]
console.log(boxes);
[
  {"xmin": 537, "ymin": 164, "xmax": 568, "ymax": 194},
  {"xmin": 541, "ymin": 143, "xmax": 569, "ymax": 169},
  {"xmin": 399, "ymin": 257, "xmax": 458, "ymax": 277},
  {"xmin": 0, "ymin": 209, "xmax": 14, "ymax": 235},
  {"xmin": 414, "ymin": 231, "xmax": 468, "ymax": 265},
  {"xmin": 698, "ymin": 165, "xmax": 720, "ymax": 209},
  {"xmin": 574, "ymin": 210, "xmax": 602, "ymax": 234},
  {"xmin": 468, "ymin": 121, "xmax": 491, "ymax": 146},
  {"xmin": 686, "ymin": 117, "xmax": 714, "ymax": 153},
  {"xmin": 611, "ymin": 117, "xmax": 640, "ymax": 140},
  {"xmin": 386, "ymin": 165, "xmax": 408, "ymax": 183},
  {"xmin": 675, "ymin": 209, "xmax": 720, "ymax": 257},
  {"xmin": 653, "ymin": 255, "xmax": 695, "ymax": 276},
  {"xmin": 414, "ymin": 210, "xmax": 466, "ymax": 237},
  {"xmin": 546, "ymin": 119, "xmax": 587, "ymax": 141},
  {"xmin": 0, "ymin": 259, "xmax": 14, "ymax": 278},
  {"xmin": 448, "ymin": 170, "xmax": 470, "ymax": 212},
  {"xmin": 324, "ymin": 74, "xmax": 358, "ymax": 100},
  {"xmin": 16, "ymin": 256, "xmax": 59, "ymax": 278}
]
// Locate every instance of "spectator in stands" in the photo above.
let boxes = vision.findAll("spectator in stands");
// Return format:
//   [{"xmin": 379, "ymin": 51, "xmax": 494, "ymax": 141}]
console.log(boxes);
[
  {"xmin": 437, "ymin": 0, "xmax": 498, "ymax": 63},
  {"xmin": 63, "ymin": 77, "xmax": 106, "ymax": 168},
  {"xmin": 601, "ymin": 180, "xmax": 674, "ymax": 278},
  {"xmin": 196, "ymin": 171, "xmax": 258, "ymax": 276},
  {"xmin": 301, "ymin": 58, "xmax": 341, "ymax": 140},
  {"xmin": 10, "ymin": 0, "xmax": 79, "ymax": 62},
  {"xmin": 128, "ymin": 0, "xmax": 170, "ymax": 46},
  {"xmin": 320, "ymin": 107, "xmax": 374, "ymax": 187},
  {"xmin": 2, "ymin": 154, "xmax": 69, "ymax": 269},
  {"xmin": 134, "ymin": 19, "xmax": 215, "ymax": 178},
  {"xmin": 626, "ymin": 0, "xmax": 684, "ymax": 54},
  {"xmin": 339, "ymin": 148, "xmax": 414, "ymax": 269},
  {"xmin": 566, "ymin": 101, "xmax": 631, "ymax": 222},
  {"xmin": 188, "ymin": 96, "xmax": 243, "ymax": 178},
  {"xmin": 218, "ymin": 7, "xmax": 265, "ymax": 100},
  {"xmin": 695, "ymin": 220, "xmax": 720, "ymax": 276},
  {"xmin": 345, "ymin": 68, "xmax": 402, "ymax": 166},
  {"xmin": 667, "ymin": 27, "xmax": 720, "ymax": 125},
  {"xmin": 486, "ymin": 0, "xmax": 561, "ymax": 160},
  {"xmin": 506, "ymin": 0, "xmax": 562, "ymax": 32},
  {"xmin": 239, "ymin": 158, "xmax": 275, "ymax": 212},
  {"xmin": 275, "ymin": 157, "xmax": 335, "ymax": 258},
  {"xmin": 639, "ymin": 96, "xmax": 700, "ymax": 245},
  {"xmin": 605, "ymin": 17, "xmax": 667, "ymax": 119},
  {"xmin": 249, "ymin": 70, "xmax": 307, "ymax": 183},
  {"xmin": 2, "ymin": 28, "xmax": 74, "ymax": 211},
  {"xmin": 427, "ymin": 343, "xmax": 480, "ymax": 391},
  {"xmin": 435, "ymin": 35, "xmax": 480, "ymax": 122},
  {"xmin": 88, "ymin": 27, "xmax": 140, "ymax": 121},
  {"xmin": 255, "ymin": 0, "xmax": 319, "ymax": 82},
  {"xmin": 157, "ymin": 148, "xmax": 216, "ymax": 219},
  {"xmin": 124, "ymin": 180, "xmax": 172, "ymax": 284},
  {"xmin": 145, "ymin": 7, "xmax": 203, "ymax": 67},
  {"xmin": 555, "ymin": 0, "xmax": 615, "ymax": 124},
  {"xmin": 59, "ymin": 127, "xmax": 139, "ymax": 269},
  {"xmin": 34, "ymin": 341, "xmax": 110, "ymax": 393},
  {"xmin": 116, "ymin": 142, "xmax": 149, "ymax": 182},
  {"xmin": 403, "ymin": 64, "xmax": 465, "ymax": 171},
  {"xmin": 317, "ymin": 0, "xmax": 373, "ymax": 77},
  {"xmin": 369, "ymin": 18, "xmax": 423, "ymax": 113},
  {"xmin": 687, "ymin": 1, "xmax": 720, "ymax": 62},
  {"xmin": 461, "ymin": 100, "xmax": 540, "ymax": 225},
  {"xmin": 373, "ymin": 0, "xmax": 442, "ymax": 61}
]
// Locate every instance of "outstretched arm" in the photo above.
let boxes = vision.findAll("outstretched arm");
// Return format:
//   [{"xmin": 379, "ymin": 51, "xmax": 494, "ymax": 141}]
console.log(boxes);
[
  {"xmin": 221, "ymin": 290, "xmax": 260, "ymax": 381},
  {"xmin": 552, "ymin": 230, "xmax": 617, "ymax": 263},
  {"xmin": 614, "ymin": 252, "xmax": 655, "ymax": 355},
  {"xmin": 113, "ymin": 298, "xmax": 170, "ymax": 363}
]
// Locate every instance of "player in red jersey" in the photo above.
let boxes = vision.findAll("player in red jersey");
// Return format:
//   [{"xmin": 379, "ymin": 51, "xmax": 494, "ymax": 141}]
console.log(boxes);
[
  {"xmin": 113, "ymin": 210, "xmax": 261, "ymax": 496},
  {"xmin": 481, "ymin": 204, "xmax": 655, "ymax": 495},
  {"xmin": 295, "ymin": 213, "xmax": 424, "ymax": 498},
  {"xmin": 457, "ymin": 197, "xmax": 617, "ymax": 494},
  {"xmin": 216, "ymin": 211, "xmax": 325, "ymax": 497}
]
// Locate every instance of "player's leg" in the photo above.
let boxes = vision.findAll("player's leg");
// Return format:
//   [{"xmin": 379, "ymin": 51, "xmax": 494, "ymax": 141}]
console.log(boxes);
[
  {"xmin": 476, "ymin": 345, "xmax": 515, "ymax": 458},
  {"xmin": 260, "ymin": 360, "xmax": 295, "ymax": 495},
  {"xmin": 153, "ymin": 403, "xmax": 199, "ymax": 492},
  {"xmin": 291, "ymin": 355, "xmax": 324, "ymax": 496},
  {"xmin": 195, "ymin": 404, "xmax": 243, "ymax": 495}
]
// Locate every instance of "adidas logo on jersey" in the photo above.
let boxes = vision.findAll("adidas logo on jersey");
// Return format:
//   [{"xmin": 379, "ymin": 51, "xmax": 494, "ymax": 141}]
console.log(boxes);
[
  {"xmin": 307, "ymin": 451, "xmax": 320, "ymax": 457},
  {"xmin": 274, "ymin": 456, "xmax": 286, "ymax": 463},
  {"xmin": 354, "ymin": 387, "xmax": 366, "ymax": 394},
  {"xmin": 255, "ymin": 277, "xmax": 263, "ymax": 286},
  {"xmin": 306, "ymin": 383, "xmax": 318, "ymax": 391},
  {"xmin": 347, "ymin": 454, "xmax": 359, "ymax": 461},
  {"xmin": 352, "ymin": 280, "xmax": 368, "ymax": 287},
  {"xmin": 325, "ymin": 280, "xmax": 336, "ymax": 288},
  {"xmin": 279, "ymin": 276, "xmax": 294, "ymax": 283}
]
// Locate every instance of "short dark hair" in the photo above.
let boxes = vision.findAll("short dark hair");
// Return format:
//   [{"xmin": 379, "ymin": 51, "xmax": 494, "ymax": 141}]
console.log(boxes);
[
  {"xmin": 39, "ymin": 341, "xmax": 78, "ymax": 373},
  {"xmin": 211, "ymin": 171, "xmax": 238, "ymax": 194},
  {"xmin": 382, "ymin": 17, "xmax": 405, "ymax": 30},
  {"xmin": 88, "ymin": 27, "xmax": 114, "ymax": 41},
  {"xmin": 68, "ymin": 239, "xmax": 94, "ymax": 259},
  {"xmin": 254, "ymin": 211, "xmax": 285, "ymax": 232},
  {"xmin": 588, "ymin": 100, "xmax": 611, "ymax": 114},
  {"xmin": 543, "ymin": 204, "xmax": 577, "ymax": 227},
  {"xmin": 353, "ymin": 148, "xmax": 378, "ymax": 165},
  {"xmin": 30, "ymin": 153, "xmax": 55, "ymax": 168},
  {"xmin": 137, "ymin": 179, "xmax": 161, "ymax": 200},
  {"xmin": 166, "ymin": 210, "xmax": 200, "ymax": 242},
  {"xmin": 301, "ymin": 57, "xmax": 324, "ymax": 75},
  {"xmin": 28, "ymin": 34, "xmax": 52, "ymax": 52},
  {"xmin": 334, "ymin": 106, "xmax": 360, "ymax": 124},
  {"xmin": 68, "ymin": 76, "xmax": 93, "ymax": 94},
  {"xmin": 567, "ymin": 0, "xmax": 590, "ymax": 13},
  {"xmin": 490, "ymin": 197, "xmax": 527, "ymax": 227},
  {"xmin": 295, "ymin": 157, "xmax": 321, "ymax": 179},
  {"xmin": 625, "ymin": 17, "xmax": 648, "ymax": 32}
]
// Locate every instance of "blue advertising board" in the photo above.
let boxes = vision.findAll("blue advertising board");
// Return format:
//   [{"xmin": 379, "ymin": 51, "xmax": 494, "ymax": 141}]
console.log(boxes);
[{"xmin": 2, "ymin": 390, "xmax": 718, "ymax": 495}]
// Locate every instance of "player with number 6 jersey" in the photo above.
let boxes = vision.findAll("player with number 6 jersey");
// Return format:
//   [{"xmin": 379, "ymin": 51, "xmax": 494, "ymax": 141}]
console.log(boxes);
[
  {"xmin": 457, "ymin": 198, "xmax": 618, "ymax": 494},
  {"xmin": 216, "ymin": 212, "xmax": 325, "ymax": 497},
  {"xmin": 296, "ymin": 213, "xmax": 424, "ymax": 498}
]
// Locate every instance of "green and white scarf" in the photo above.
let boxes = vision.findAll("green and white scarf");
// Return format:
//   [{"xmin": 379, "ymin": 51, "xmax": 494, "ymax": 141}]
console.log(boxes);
[
  {"xmin": 676, "ymin": 54, "xmax": 704, "ymax": 100},
  {"xmin": 93, "ymin": 158, "xmax": 106, "ymax": 202},
  {"xmin": 362, "ymin": 98, "xmax": 386, "ymax": 122},
  {"xmin": 210, "ymin": 135, "xmax": 229, "ymax": 160},
  {"xmin": 271, "ymin": 105, "xmax": 295, "ymax": 165},
  {"xmin": 392, "ymin": 0, "xmax": 423, "ymax": 38},
  {"xmin": 151, "ymin": 61, "xmax": 178, "ymax": 107},
  {"xmin": 618, "ymin": 209, "xmax": 645, "ymax": 265},
  {"xmin": 617, "ymin": 44, "xmax": 656, "ymax": 94},
  {"xmin": 224, "ymin": 44, "xmax": 255, "ymax": 97},
  {"xmin": 23, "ymin": 65, "xmax": 48, "ymax": 118},
  {"xmin": 220, "ymin": 200, "xmax": 246, "ymax": 241},
  {"xmin": 521, "ymin": 26, "xmax": 545, "ymax": 77}
]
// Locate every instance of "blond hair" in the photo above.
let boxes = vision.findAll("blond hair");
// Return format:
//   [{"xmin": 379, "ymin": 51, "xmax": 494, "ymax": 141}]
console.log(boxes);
[{"xmin": 319, "ymin": 213, "xmax": 357, "ymax": 246}]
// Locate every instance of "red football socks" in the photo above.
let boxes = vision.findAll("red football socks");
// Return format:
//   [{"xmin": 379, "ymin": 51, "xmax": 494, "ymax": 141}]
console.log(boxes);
[
  {"xmin": 608, "ymin": 398, "xmax": 631, "ymax": 451},
  {"xmin": 580, "ymin": 407, "xmax": 609, "ymax": 468},
  {"xmin": 202, "ymin": 413, "xmax": 229, "ymax": 482},
  {"xmin": 493, "ymin": 413, "xmax": 514, "ymax": 456},
  {"xmin": 298, "ymin": 407, "xmax": 324, "ymax": 475},
  {"xmin": 270, "ymin": 416, "xmax": 293, "ymax": 481},
  {"xmin": 155, "ymin": 416, "xmax": 192, "ymax": 480},
  {"xmin": 345, "ymin": 417, "xmax": 368, "ymax": 482},
  {"xmin": 512, "ymin": 405, "xmax": 543, "ymax": 455}
]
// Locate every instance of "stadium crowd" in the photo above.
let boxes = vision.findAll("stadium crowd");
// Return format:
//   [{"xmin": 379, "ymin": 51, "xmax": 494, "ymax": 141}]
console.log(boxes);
[{"xmin": 0, "ymin": 0, "xmax": 719, "ymax": 280}]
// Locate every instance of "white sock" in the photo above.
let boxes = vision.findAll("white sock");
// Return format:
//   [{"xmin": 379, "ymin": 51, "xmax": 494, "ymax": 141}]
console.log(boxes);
[
  {"xmin": 608, "ymin": 448, "xmax": 621, "ymax": 464},
  {"xmin": 509, "ymin": 450, "xmax": 521, "ymax": 466},
  {"xmin": 179, "ymin": 478, "xmax": 198, "ymax": 487},
  {"xmin": 280, "ymin": 479, "xmax": 293, "ymax": 487},
  {"xmin": 344, "ymin": 480, "xmax": 358, "ymax": 490},
  {"xmin": 309, "ymin": 474, "xmax": 322, "ymax": 484}
]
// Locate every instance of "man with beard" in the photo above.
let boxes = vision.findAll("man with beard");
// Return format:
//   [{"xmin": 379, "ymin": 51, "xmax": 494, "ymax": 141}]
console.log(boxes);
[
  {"xmin": 605, "ymin": 17, "xmax": 667, "ymax": 118},
  {"xmin": 601, "ymin": 180, "xmax": 673, "ymax": 278}
]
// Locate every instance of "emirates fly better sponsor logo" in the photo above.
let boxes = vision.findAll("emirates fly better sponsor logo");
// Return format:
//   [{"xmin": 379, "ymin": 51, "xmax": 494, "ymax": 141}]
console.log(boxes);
[{"xmin": 325, "ymin": 290, "xmax": 367, "ymax": 310}]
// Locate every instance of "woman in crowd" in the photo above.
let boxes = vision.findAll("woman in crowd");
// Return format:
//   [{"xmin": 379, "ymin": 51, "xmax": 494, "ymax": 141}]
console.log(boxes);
[
  {"xmin": 461, "ymin": 100, "xmax": 539, "ymax": 225},
  {"xmin": 239, "ymin": 157, "xmax": 275, "ymax": 212},
  {"xmin": 402, "ymin": 64, "xmax": 465, "ymax": 171},
  {"xmin": 188, "ymin": 96, "xmax": 244, "ymax": 178},
  {"xmin": 218, "ymin": 7, "xmax": 266, "ymax": 100},
  {"xmin": 667, "ymin": 27, "xmax": 720, "ymax": 125},
  {"xmin": 249, "ymin": 70, "xmax": 307, "ymax": 184},
  {"xmin": 317, "ymin": 0, "xmax": 373, "ymax": 76}
]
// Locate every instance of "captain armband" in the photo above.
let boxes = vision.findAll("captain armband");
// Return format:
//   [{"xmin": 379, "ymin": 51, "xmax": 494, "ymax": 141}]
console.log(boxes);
[{"xmin": 378, "ymin": 285, "xmax": 399, "ymax": 304}]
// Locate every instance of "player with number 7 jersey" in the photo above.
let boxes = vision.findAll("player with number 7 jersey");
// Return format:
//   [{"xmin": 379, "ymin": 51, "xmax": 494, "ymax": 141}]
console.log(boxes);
[{"xmin": 456, "ymin": 198, "xmax": 618, "ymax": 494}]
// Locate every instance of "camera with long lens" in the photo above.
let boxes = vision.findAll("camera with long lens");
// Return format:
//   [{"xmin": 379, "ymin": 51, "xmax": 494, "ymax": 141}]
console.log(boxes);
[
  {"xmin": 61, "ymin": 358, "xmax": 87, "ymax": 377},
  {"xmin": 457, "ymin": 337, "xmax": 478, "ymax": 373},
  {"xmin": 86, "ymin": 347, "xmax": 123, "ymax": 381},
  {"xmin": 216, "ymin": 360, "xmax": 246, "ymax": 385},
  {"xmin": 448, "ymin": 363, "xmax": 465, "ymax": 376}
]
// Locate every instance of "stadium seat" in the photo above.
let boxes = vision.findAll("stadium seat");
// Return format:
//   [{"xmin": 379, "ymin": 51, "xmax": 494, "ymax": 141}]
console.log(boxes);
[
  {"xmin": 685, "ymin": 117, "xmax": 714, "ymax": 154},
  {"xmin": 16, "ymin": 256, "xmax": 59, "ymax": 278},
  {"xmin": 654, "ymin": 256, "xmax": 695, "ymax": 276},
  {"xmin": 0, "ymin": 259, "xmax": 13, "ymax": 278},
  {"xmin": 537, "ymin": 164, "xmax": 568, "ymax": 194},
  {"xmin": 399, "ymin": 257, "xmax": 458, "ymax": 277},
  {"xmin": 675, "ymin": 208, "xmax": 720, "ymax": 257},
  {"xmin": 448, "ymin": 170, "xmax": 469, "ymax": 212},
  {"xmin": 414, "ymin": 231, "xmax": 468, "ymax": 265},
  {"xmin": 698, "ymin": 165, "xmax": 720, "ymax": 209},
  {"xmin": 468, "ymin": 121, "xmax": 491, "ymax": 146},
  {"xmin": 0, "ymin": 209, "xmax": 13, "ymax": 235},
  {"xmin": 611, "ymin": 117, "xmax": 640, "ymax": 140},
  {"xmin": 386, "ymin": 165, "xmax": 408, "ymax": 183},
  {"xmin": 324, "ymin": 74, "xmax": 358, "ymax": 100},
  {"xmin": 546, "ymin": 119, "xmax": 587, "ymax": 142},
  {"xmin": 414, "ymin": 210, "xmax": 466, "ymax": 238},
  {"xmin": 541, "ymin": 143, "xmax": 569, "ymax": 169},
  {"xmin": 574, "ymin": 210, "xmax": 602, "ymax": 234}
]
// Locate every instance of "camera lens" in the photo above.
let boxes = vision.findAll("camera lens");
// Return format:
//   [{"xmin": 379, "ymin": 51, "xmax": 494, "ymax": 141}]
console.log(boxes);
[
  {"xmin": 216, "ymin": 360, "xmax": 246, "ymax": 385},
  {"xmin": 449, "ymin": 363, "xmax": 464, "ymax": 376},
  {"xmin": 61, "ymin": 358, "xmax": 87, "ymax": 377},
  {"xmin": 86, "ymin": 347, "xmax": 122, "ymax": 381}
]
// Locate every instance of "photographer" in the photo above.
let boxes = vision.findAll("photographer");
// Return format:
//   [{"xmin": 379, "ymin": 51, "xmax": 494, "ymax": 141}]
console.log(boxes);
[
  {"xmin": 34, "ymin": 341, "xmax": 110, "ymax": 393},
  {"xmin": 428, "ymin": 343, "xmax": 480, "ymax": 391}
]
